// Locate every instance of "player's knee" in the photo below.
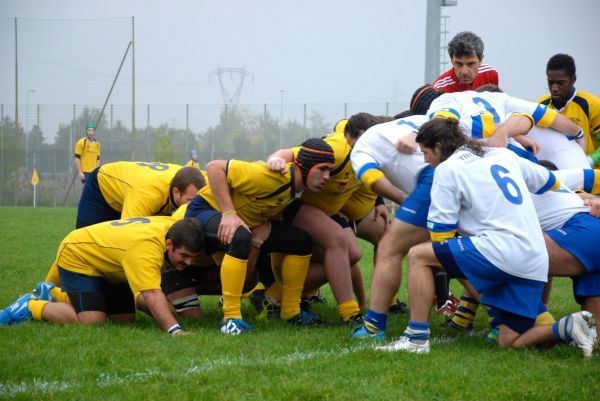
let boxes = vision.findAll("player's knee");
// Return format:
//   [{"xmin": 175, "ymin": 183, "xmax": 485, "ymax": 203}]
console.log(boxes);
[
  {"xmin": 170, "ymin": 294, "xmax": 201, "ymax": 314},
  {"xmin": 226, "ymin": 227, "xmax": 252, "ymax": 259}
]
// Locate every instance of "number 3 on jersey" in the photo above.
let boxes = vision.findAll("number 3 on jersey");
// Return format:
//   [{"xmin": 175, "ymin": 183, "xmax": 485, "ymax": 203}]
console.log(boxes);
[{"xmin": 490, "ymin": 164, "xmax": 522, "ymax": 204}]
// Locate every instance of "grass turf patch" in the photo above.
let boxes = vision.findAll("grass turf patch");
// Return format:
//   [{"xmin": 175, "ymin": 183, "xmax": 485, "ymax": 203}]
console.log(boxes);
[{"xmin": 0, "ymin": 206, "xmax": 599, "ymax": 400}]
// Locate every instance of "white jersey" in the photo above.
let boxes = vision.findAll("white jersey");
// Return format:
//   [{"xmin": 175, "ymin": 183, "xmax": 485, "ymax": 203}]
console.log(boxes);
[
  {"xmin": 350, "ymin": 115, "xmax": 429, "ymax": 194},
  {"xmin": 428, "ymin": 146, "xmax": 555, "ymax": 281},
  {"xmin": 553, "ymin": 168, "xmax": 600, "ymax": 194},
  {"xmin": 526, "ymin": 126, "xmax": 590, "ymax": 169},
  {"xmin": 427, "ymin": 91, "xmax": 555, "ymax": 139},
  {"xmin": 532, "ymin": 185, "xmax": 589, "ymax": 231}
]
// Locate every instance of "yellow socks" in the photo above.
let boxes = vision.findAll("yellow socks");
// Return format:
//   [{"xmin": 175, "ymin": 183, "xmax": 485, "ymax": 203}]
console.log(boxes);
[
  {"xmin": 265, "ymin": 281, "xmax": 283, "ymax": 303},
  {"xmin": 280, "ymin": 254, "xmax": 311, "ymax": 320},
  {"xmin": 535, "ymin": 310, "xmax": 556, "ymax": 326},
  {"xmin": 29, "ymin": 299, "xmax": 50, "ymax": 321},
  {"xmin": 450, "ymin": 296, "xmax": 479, "ymax": 329},
  {"xmin": 220, "ymin": 254, "xmax": 248, "ymax": 321},
  {"xmin": 338, "ymin": 299, "xmax": 360, "ymax": 321}
]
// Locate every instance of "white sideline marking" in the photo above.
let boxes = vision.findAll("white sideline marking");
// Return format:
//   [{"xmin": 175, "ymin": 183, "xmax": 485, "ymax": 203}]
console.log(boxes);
[
  {"xmin": 1, "ymin": 333, "xmax": 490, "ymax": 397},
  {"xmin": 0, "ymin": 345, "xmax": 369, "ymax": 397}
]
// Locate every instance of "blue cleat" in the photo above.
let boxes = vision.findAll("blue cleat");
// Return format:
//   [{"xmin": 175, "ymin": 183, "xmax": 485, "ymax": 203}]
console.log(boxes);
[
  {"xmin": 2, "ymin": 294, "xmax": 35, "ymax": 325},
  {"xmin": 350, "ymin": 324, "xmax": 386, "ymax": 341},
  {"xmin": 0, "ymin": 309, "xmax": 10, "ymax": 325},
  {"xmin": 287, "ymin": 310, "xmax": 328, "ymax": 326},
  {"xmin": 34, "ymin": 282, "xmax": 56, "ymax": 302},
  {"xmin": 220, "ymin": 318, "xmax": 252, "ymax": 335}
]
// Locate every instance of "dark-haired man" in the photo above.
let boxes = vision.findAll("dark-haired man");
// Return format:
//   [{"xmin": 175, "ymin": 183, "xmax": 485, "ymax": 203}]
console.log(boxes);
[
  {"xmin": 75, "ymin": 161, "xmax": 205, "ymax": 229},
  {"xmin": 537, "ymin": 53, "xmax": 600, "ymax": 167},
  {"xmin": 0, "ymin": 217, "xmax": 204, "ymax": 336},
  {"xmin": 186, "ymin": 138, "xmax": 335, "ymax": 334},
  {"xmin": 433, "ymin": 31, "xmax": 499, "ymax": 93}
]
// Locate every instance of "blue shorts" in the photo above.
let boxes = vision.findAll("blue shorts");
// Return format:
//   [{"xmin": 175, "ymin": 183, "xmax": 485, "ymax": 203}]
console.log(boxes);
[
  {"xmin": 433, "ymin": 237, "xmax": 545, "ymax": 333},
  {"xmin": 572, "ymin": 272, "xmax": 600, "ymax": 304},
  {"xmin": 546, "ymin": 212, "xmax": 600, "ymax": 273},
  {"xmin": 394, "ymin": 166, "xmax": 433, "ymax": 228},
  {"xmin": 58, "ymin": 266, "xmax": 134, "ymax": 314},
  {"xmin": 185, "ymin": 195, "xmax": 219, "ymax": 225},
  {"xmin": 76, "ymin": 167, "xmax": 120, "ymax": 228}
]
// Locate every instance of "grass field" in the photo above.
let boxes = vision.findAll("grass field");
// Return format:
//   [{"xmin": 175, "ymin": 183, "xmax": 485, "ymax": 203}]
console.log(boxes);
[{"xmin": 1, "ymin": 206, "xmax": 599, "ymax": 400}]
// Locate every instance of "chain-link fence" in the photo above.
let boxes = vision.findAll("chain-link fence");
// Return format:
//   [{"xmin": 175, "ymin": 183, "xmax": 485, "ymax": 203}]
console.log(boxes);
[
  {"xmin": 0, "ymin": 17, "xmax": 408, "ymax": 206},
  {"xmin": 0, "ymin": 101, "xmax": 406, "ymax": 206}
]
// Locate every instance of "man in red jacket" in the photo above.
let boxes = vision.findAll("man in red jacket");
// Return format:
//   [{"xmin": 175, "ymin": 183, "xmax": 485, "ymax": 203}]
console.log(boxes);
[{"xmin": 433, "ymin": 31, "xmax": 498, "ymax": 93}]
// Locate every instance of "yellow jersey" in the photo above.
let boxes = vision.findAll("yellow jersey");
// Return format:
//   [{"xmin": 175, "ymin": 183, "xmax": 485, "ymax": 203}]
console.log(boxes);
[
  {"xmin": 56, "ymin": 216, "xmax": 177, "ymax": 294},
  {"xmin": 197, "ymin": 160, "xmax": 300, "ymax": 228},
  {"xmin": 537, "ymin": 90, "xmax": 600, "ymax": 155},
  {"xmin": 341, "ymin": 184, "xmax": 378, "ymax": 221},
  {"xmin": 97, "ymin": 161, "xmax": 183, "ymax": 218},
  {"xmin": 74, "ymin": 137, "xmax": 101, "ymax": 173}
]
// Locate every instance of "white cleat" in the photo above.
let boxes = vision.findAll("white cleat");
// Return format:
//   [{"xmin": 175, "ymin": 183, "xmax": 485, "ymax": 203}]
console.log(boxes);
[
  {"xmin": 569, "ymin": 311, "xmax": 596, "ymax": 358},
  {"xmin": 375, "ymin": 336, "xmax": 430, "ymax": 354}
]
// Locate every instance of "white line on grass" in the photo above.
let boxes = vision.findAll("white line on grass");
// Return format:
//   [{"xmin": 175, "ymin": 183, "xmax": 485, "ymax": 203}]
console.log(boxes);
[
  {"xmin": 1, "ymin": 334, "xmax": 481, "ymax": 397},
  {"xmin": 0, "ymin": 344, "xmax": 370, "ymax": 397}
]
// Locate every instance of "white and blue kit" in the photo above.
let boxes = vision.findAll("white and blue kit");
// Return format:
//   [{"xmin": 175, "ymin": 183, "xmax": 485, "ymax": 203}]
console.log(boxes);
[
  {"xmin": 427, "ymin": 90, "xmax": 589, "ymax": 169},
  {"xmin": 533, "ymin": 168, "xmax": 600, "ymax": 301},
  {"xmin": 350, "ymin": 115, "xmax": 433, "ymax": 227},
  {"xmin": 428, "ymin": 146, "xmax": 558, "ymax": 332}
]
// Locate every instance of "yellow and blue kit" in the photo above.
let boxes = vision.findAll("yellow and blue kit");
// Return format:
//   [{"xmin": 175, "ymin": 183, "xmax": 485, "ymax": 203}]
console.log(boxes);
[
  {"xmin": 98, "ymin": 161, "xmax": 185, "ymax": 217},
  {"xmin": 195, "ymin": 160, "xmax": 300, "ymax": 228},
  {"xmin": 537, "ymin": 90, "xmax": 600, "ymax": 157},
  {"xmin": 296, "ymin": 129, "xmax": 367, "ymax": 216},
  {"xmin": 77, "ymin": 161, "xmax": 187, "ymax": 228},
  {"xmin": 55, "ymin": 216, "xmax": 177, "ymax": 295}
]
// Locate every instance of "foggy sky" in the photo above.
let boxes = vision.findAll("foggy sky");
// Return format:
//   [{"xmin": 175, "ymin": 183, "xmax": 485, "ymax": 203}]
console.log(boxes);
[{"xmin": 2, "ymin": 0, "xmax": 599, "ymax": 107}]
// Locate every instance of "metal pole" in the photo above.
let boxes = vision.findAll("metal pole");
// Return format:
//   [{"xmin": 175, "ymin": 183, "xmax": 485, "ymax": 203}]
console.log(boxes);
[
  {"xmin": 70, "ymin": 104, "xmax": 75, "ymax": 174},
  {"xmin": 263, "ymin": 103, "xmax": 267, "ymax": 156},
  {"xmin": 303, "ymin": 103, "xmax": 307, "ymax": 141},
  {"xmin": 131, "ymin": 16, "xmax": 136, "ymax": 160},
  {"xmin": 36, "ymin": 103, "xmax": 40, "ymax": 154},
  {"xmin": 186, "ymin": 104, "xmax": 189, "ymax": 153},
  {"xmin": 146, "ymin": 104, "xmax": 150, "ymax": 157},
  {"xmin": 425, "ymin": 0, "xmax": 442, "ymax": 84},
  {"xmin": 14, "ymin": 18, "xmax": 19, "ymax": 154},
  {"xmin": 33, "ymin": 152, "xmax": 37, "ymax": 207},
  {"xmin": 0, "ymin": 104, "xmax": 3, "ymax": 205},
  {"xmin": 279, "ymin": 90, "xmax": 285, "ymax": 148},
  {"xmin": 110, "ymin": 104, "xmax": 113, "ymax": 152},
  {"xmin": 26, "ymin": 89, "xmax": 35, "ymax": 171}
]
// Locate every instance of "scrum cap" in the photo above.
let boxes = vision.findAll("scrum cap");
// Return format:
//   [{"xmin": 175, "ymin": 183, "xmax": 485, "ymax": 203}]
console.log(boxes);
[
  {"xmin": 295, "ymin": 138, "xmax": 335, "ymax": 184},
  {"xmin": 410, "ymin": 85, "xmax": 443, "ymax": 116}
]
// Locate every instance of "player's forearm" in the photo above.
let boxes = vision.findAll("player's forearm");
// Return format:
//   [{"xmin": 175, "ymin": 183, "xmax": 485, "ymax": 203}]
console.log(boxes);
[
  {"xmin": 267, "ymin": 148, "xmax": 294, "ymax": 163},
  {"xmin": 549, "ymin": 113, "xmax": 580, "ymax": 135},
  {"xmin": 74, "ymin": 158, "xmax": 83, "ymax": 174},
  {"xmin": 371, "ymin": 177, "xmax": 406, "ymax": 205},
  {"xmin": 141, "ymin": 289, "xmax": 179, "ymax": 332},
  {"xmin": 495, "ymin": 114, "xmax": 533, "ymax": 138}
]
